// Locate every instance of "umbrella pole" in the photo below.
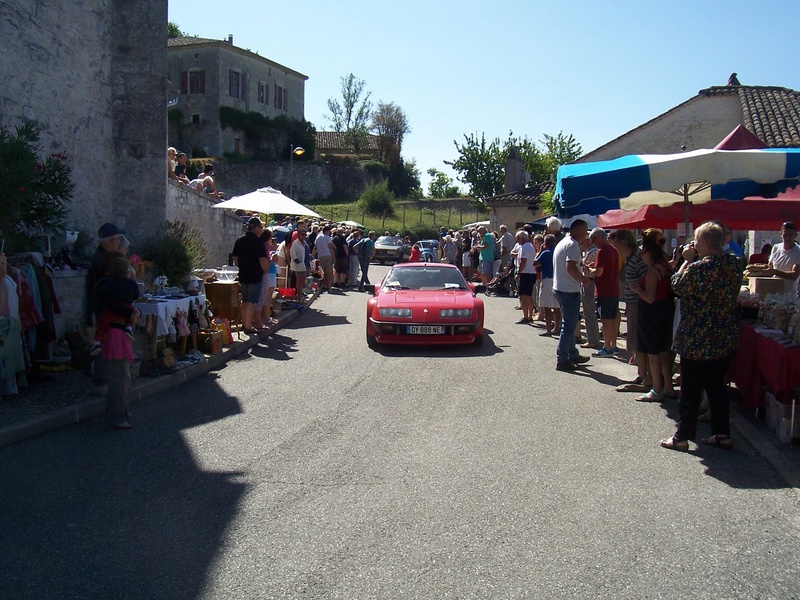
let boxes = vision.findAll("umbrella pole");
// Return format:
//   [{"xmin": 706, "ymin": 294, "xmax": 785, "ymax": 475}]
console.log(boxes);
[{"xmin": 683, "ymin": 184, "xmax": 691, "ymax": 239}]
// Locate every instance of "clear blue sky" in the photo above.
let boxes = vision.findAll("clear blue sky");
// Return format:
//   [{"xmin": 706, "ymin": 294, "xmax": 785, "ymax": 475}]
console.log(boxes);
[{"xmin": 168, "ymin": 0, "xmax": 799, "ymax": 193}]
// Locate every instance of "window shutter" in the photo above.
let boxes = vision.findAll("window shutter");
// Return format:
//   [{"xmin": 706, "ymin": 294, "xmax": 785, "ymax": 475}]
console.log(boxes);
[
  {"xmin": 181, "ymin": 72, "xmax": 188, "ymax": 95},
  {"xmin": 241, "ymin": 73, "xmax": 246, "ymax": 99},
  {"xmin": 199, "ymin": 71, "xmax": 205, "ymax": 93},
  {"xmin": 284, "ymin": 88, "xmax": 288, "ymax": 111}
]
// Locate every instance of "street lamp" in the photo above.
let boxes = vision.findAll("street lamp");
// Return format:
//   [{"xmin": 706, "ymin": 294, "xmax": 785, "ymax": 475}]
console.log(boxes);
[{"xmin": 289, "ymin": 145, "xmax": 305, "ymax": 199}]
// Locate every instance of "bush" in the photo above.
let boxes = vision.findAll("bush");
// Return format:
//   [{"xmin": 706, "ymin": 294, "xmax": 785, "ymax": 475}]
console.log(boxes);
[
  {"xmin": 140, "ymin": 220, "xmax": 207, "ymax": 286},
  {"xmin": 358, "ymin": 181, "xmax": 395, "ymax": 217}
]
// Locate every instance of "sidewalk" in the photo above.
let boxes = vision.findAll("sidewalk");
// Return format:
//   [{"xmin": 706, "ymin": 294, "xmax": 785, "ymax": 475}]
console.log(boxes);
[{"xmin": 0, "ymin": 289, "xmax": 320, "ymax": 449}]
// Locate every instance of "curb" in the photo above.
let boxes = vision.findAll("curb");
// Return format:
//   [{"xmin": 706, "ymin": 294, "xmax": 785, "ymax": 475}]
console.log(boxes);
[{"xmin": 0, "ymin": 290, "xmax": 319, "ymax": 449}]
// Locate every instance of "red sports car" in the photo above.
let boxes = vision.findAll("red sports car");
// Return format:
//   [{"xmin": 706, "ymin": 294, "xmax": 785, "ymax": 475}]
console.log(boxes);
[{"xmin": 366, "ymin": 263, "xmax": 485, "ymax": 347}]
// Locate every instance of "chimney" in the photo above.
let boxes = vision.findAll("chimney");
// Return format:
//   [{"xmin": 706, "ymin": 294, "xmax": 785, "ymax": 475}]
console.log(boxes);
[{"xmin": 227, "ymin": 34, "xmax": 234, "ymax": 45}]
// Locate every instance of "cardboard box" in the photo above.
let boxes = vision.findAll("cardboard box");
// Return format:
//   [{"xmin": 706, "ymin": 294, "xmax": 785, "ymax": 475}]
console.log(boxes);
[
  {"xmin": 196, "ymin": 330, "xmax": 222, "ymax": 355},
  {"xmin": 748, "ymin": 277, "xmax": 786, "ymax": 298}
]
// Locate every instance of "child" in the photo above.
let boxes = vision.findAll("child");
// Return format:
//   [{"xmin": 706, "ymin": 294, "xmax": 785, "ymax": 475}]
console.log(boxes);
[{"xmin": 93, "ymin": 254, "xmax": 140, "ymax": 429}]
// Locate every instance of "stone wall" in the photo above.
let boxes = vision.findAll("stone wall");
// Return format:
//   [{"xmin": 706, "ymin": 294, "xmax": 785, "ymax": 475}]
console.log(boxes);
[
  {"xmin": 166, "ymin": 181, "xmax": 243, "ymax": 267},
  {"xmin": 1, "ymin": 0, "xmax": 167, "ymax": 244},
  {"xmin": 216, "ymin": 161, "xmax": 367, "ymax": 202}
]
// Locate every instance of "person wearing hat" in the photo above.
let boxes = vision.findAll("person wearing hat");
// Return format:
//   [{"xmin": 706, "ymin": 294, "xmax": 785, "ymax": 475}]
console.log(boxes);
[
  {"xmin": 232, "ymin": 218, "xmax": 269, "ymax": 333},
  {"xmin": 87, "ymin": 223, "xmax": 124, "ymax": 394}
]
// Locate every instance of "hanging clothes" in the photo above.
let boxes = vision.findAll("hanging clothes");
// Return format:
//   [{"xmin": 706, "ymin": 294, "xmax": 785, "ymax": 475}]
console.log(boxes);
[{"xmin": 0, "ymin": 275, "xmax": 28, "ymax": 396}]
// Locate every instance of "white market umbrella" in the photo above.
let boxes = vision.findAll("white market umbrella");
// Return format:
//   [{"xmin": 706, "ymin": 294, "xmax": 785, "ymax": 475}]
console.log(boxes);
[
  {"xmin": 338, "ymin": 220, "xmax": 365, "ymax": 229},
  {"xmin": 212, "ymin": 186, "xmax": 321, "ymax": 218}
]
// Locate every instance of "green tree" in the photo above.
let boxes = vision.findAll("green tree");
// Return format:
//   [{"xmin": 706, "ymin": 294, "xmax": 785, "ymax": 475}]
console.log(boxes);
[
  {"xmin": 389, "ymin": 159, "xmax": 422, "ymax": 199},
  {"xmin": 371, "ymin": 101, "xmax": 410, "ymax": 167},
  {"xmin": 0, "ymin": 121, "xmax": 75, "ymax": 250},
  {"xmin": 426, "ymin": 168, "xmax": 461, "ymax": 199},
  {"xmin": 167, "ymin": 21, "xmax": 185, "ymax": 38},
  {"xmin": 326, "ymin": 74, "xmax": 372, "ymax": 154},
  {"xmin": 446, "ymin": 131, "xmax": 582, "ymax": 200}
]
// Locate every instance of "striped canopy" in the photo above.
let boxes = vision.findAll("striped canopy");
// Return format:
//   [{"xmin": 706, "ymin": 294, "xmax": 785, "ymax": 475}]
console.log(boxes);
[{"xmin": 555, "ymin": 148, "xmax": 800, "ymax": 219}]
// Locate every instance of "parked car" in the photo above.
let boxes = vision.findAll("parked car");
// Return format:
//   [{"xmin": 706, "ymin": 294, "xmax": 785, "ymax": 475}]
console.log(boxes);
[
  {"xmin": 365, "ymin": 263, "xmax": 484, "ymax": 347},
  {"xmin": 373, "ymin": 235, "xmax": 410, "ymax": 264},
  {"xmin": 416, "ymin": 239, "xmax": 440, "ymax": 262}
]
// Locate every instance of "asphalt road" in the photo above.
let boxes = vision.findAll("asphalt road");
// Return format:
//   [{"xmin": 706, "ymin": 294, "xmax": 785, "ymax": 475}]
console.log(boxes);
[{"xmin": 2, "ymin": 264, "xmax": 799, "ymax": 599}]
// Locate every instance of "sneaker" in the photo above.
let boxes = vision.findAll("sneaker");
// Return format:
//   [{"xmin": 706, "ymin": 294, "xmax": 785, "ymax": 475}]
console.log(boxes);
[
  {"xmin": 592, "ymin": 347, "xmax": 614, "ymax": 358},
  {"xmin": 556, "ymin": 361, "xmax": 577, "ymax": 372},
  {"xmin": 89, "ymin": 342, "xmax": 102, "ymax": 357},
  {"xmin": 580, "ymin": 342, "xmax": 602, "ymax": 349},
  {"xmin": 608, "ymin": 347, "xmax": 620, "ymax": 355},
  {"xmin": 572, "ymin": 354, "xmax": 590, "ymax": 364}
]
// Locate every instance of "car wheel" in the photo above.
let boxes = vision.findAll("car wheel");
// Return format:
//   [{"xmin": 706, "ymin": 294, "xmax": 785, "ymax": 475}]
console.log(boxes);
[{"xmin": 472, "ymin": 332, "xmax": 484, "ymax": 347}]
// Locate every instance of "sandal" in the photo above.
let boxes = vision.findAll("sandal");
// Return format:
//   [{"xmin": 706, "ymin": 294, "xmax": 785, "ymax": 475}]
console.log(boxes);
[
  {"xmin": 635, "ymin": 389, "xmax": 663, "ymax": 402},
  {"xmin": 660, "ymin": 436, "xmax": 689, "ymax": 452},
  {"xmin": 703, "ymin": 434, "xmax": 733, "ymax": 449}
]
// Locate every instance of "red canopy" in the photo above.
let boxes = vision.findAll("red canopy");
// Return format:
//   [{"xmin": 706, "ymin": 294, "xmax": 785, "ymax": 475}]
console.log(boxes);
[
  {"xmin": 714, "ymin": 124, "xmax": 768, "ymax": 150},
  {"xmin": 597, "ymin": 186, "xmax": 800, "ymax": 230}
]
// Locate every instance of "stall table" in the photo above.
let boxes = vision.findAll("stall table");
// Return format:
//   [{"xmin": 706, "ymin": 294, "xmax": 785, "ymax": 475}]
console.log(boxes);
[
  {"xmin": 134, "ymin": 294, "xmax": 206, "ymax": 357},
  {"xmin": 732, "ymin": 323, "xmax": 800, "ymax": 410}
]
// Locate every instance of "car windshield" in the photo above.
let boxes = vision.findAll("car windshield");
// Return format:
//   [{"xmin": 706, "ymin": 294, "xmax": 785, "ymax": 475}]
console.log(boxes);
[
  {"xmin": 384, "ymin": 267, "xmax": 467, "ymax": 290},
  {"xmin": 418, "ymin": 240, "xmax": 438, "ymax": 250},
  {"xmin": 376, "ymin": 236, "xmax": 403, "ymax": 246}
]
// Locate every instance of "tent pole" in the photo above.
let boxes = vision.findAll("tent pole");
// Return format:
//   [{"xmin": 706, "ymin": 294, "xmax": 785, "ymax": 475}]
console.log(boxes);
[{"xmin": 683, "ymin": 184, "xmax": 691, "ymax": 239}]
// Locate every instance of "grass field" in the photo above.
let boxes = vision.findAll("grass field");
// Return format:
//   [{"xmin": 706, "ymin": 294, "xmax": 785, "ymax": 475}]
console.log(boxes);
[{"xmin": 305, "ymin": 199, "xmax": 489, "ymax": 236}]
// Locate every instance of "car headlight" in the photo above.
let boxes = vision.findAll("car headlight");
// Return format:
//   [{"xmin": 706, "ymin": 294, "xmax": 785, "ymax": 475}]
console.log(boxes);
[
  {"xmin": 379, "ymin": 308, "xmax": 412, "ymax": 318},
  {"xmin": 440, "ymin": 309, "xmax": 472, "ymax": 318}
]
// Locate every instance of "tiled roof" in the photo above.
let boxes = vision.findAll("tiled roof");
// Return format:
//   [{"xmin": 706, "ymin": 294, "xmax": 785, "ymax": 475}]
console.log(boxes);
[
  {"xmin": 700, "ymin": 85, "xmax": 800, "ymax": 148},
  {"xmin": 316, "ymin": 131, "xmax": 380, "ymax": 152},
  {"xmin": 484, "ymin": 180, "xmax": 553, "ymax": 206},
  {"xmin": 580, "ymin": 84, "xmax": 800, "ymax": 162}
]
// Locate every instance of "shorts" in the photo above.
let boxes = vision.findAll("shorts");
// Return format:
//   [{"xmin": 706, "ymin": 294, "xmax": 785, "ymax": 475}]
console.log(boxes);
[
  {"xmin": 538, "ymin": 278, "xmax": 558, "ymax": 308},
  {"xmin": 240, "ymin": 280, "xmax": 263, "ymax": 304},
  {"xmin": 480, "ymin": 260, "xmax": 494, "ymax": 276},
  {"xmin": 335, "ymin": 257, "xmax": 348, "ymax": 273},
  {"xmin": 595, "ymin": 296, "xmax": 619, "ymax": 320},
  {"xmin": 518, "ymin": 273, "xmax": 536, "ymax": 297}
]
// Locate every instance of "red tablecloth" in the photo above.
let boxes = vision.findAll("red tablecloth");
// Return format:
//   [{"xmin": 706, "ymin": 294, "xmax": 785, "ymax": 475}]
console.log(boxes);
[{"xmin": 732, "ymin": 324, "xmax": 800, "ymax": 409}]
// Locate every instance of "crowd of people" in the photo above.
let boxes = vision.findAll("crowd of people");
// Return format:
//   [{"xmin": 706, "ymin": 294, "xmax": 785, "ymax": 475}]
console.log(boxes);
[
  {"xmin": 498, "ymin": 216, "xmax": 800, "ymax": 453},
  {"xmin": 167, "ymin": 147, "xmax": 225, "ymax": 199}
]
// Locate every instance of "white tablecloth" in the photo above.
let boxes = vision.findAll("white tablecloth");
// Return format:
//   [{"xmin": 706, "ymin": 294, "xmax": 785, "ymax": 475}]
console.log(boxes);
[{"xmin": 134, "ymin": 295, "xmax": 206, "ymax": 337}]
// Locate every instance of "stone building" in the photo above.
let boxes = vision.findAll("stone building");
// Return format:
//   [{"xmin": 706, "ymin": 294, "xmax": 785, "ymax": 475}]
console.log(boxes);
[
  {"xmin": 167, "ymin": 36, "xmax": 308, "ymax": 157},
  {"xmin": 2, "ymin": 0, "xmax": 168, "ymax": 245}
]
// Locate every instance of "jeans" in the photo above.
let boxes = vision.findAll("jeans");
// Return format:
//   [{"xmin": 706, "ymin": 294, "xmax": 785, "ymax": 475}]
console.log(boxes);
[
  {"xmin": 554, "ymin": 290, "xmax": 581, "ymax": 364},
  {"xmin": 358, "ymin": 257, "xmax": 371, "ymax": 290}
]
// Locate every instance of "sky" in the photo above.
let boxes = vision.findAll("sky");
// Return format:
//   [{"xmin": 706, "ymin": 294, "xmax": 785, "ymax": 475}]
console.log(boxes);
[{"xmin": 168, "ymin": 0, "xmax": 800, "ymax": 193}]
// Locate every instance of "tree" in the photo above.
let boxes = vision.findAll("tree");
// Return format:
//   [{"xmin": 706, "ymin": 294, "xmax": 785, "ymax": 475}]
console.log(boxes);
[
  {"xmin": 426, "ymin": 168, "xmax": 461, "ymax": 199},
  {"xmin": 0, "ymin": 121, "xmax": 74, "ymax": 251},
  {"xmin": 389, "ymin": 159, "xmax": 423, "ymax": 199},
  {"xmin": 358, "ymin": 180, "xmax": 396, "ymax": 217},
  {"xmin": 371, "ymin": 102, "xmax": 410, "ymax": 167},
  {"xmin": 167, "ymin": 21, "xmax": 186, "ymax": 38},
  {"xmin": 326, "ymin": 73, "xmax": 372, "ymax": 154},
  {"xmin": 446, "ymin": 131, "xmax": 582, "ymax": 200}
]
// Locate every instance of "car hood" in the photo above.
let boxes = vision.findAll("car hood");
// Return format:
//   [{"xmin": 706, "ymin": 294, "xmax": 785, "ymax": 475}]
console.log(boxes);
[{"xmin": 378, "ymin": 289, "xmax": 475, "ymax": 306}]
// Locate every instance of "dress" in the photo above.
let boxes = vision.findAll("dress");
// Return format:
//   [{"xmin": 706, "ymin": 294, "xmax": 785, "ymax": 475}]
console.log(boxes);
[{"xmin": 636, "ymin": 262, "xmax": 674, "ymax": 354}]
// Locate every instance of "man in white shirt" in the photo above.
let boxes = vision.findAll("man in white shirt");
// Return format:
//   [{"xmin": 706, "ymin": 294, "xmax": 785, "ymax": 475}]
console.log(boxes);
[
  {"xmin": 552, "ymin": 219, "xmax": 591, "ymax": 371},
  {"xmin": 766, "ymin": 221, "xmax": 800, "ymax": 295},
  {"xmin": 312, "ymin": 225, "xmax": 335, "ymax": 291},
  {"xmin": 499, "ymin": 225, "xmax": 515, "ymax": 270},
  {"xmin": 514, "ymin": 231, "xmax": 537, "ymax": 323}
]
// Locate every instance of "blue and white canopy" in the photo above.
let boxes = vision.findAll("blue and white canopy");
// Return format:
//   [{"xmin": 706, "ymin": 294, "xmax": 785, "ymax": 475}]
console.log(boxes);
[{"xmin": 555, "ymin": 148, "xmax": 800, "ymax": 217}]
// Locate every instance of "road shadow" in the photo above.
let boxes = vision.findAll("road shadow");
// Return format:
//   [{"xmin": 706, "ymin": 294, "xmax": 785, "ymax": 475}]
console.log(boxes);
[
  {"xmin": 369, "ymin": 328, "xmax": 502, "ymax": 358},
  {"xmin": 248, "ymin": 331, "xmax": 300, "ymax": 361},
  {"xmin": 0, "ymin": 373, "xmax": 247, "ymax": 599},
  {"xmin": 283, "ymin": 307, "xmax": 351, "ymax": 330}
]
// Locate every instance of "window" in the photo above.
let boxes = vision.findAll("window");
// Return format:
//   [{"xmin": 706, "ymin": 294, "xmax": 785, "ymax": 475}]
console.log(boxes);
[
  {"xmin": 189, "ymin": 71, "xmax": 205, "ymax": 94},
  {"xmin": 234, "ymin": 137, "xmax": 241, "ymax": 153},
  {"xmin": 283, "ymin": 87, "xmax": 288, "ymax": 111},
  {"xmin": 181, "ymin": 70, "xmax": 205, "ymax": 95},
  {"xmin": 229, "ymin": 70, "xmax": 241, "ymax": 99},
  {"xmin": 258, "ymin": 82, "xmax": 266, "ymax": 104},
  {"xmin": 191, "ymin": 113, "xmax": 200, "ymax": 124},
  {"xmin": 274, "ymin": 84, "xmax": 284, "ymax": 110}
]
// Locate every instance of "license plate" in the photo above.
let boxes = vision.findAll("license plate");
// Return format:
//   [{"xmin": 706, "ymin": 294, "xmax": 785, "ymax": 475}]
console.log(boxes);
[{"xmin": 408, "ymin": 325, "xmax": 444, "ymax": 334}]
